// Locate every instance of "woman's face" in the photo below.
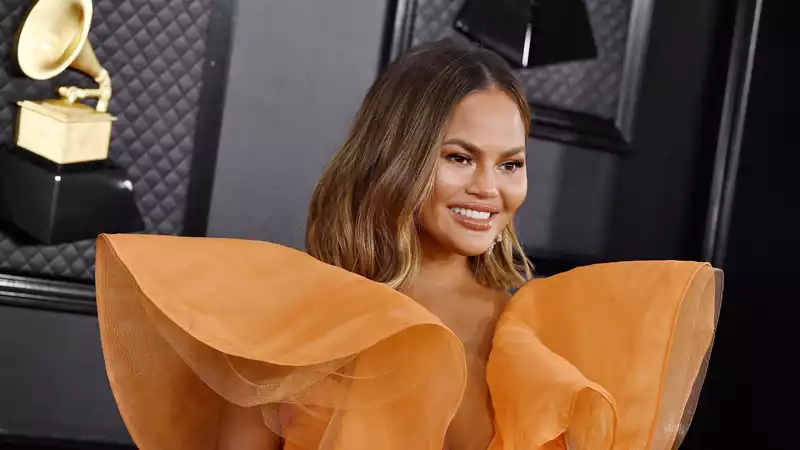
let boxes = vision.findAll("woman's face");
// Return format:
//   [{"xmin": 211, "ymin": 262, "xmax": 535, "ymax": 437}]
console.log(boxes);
[{"xmin": 420, "ymin": 88, "xmax": 528, "ymax": 257}]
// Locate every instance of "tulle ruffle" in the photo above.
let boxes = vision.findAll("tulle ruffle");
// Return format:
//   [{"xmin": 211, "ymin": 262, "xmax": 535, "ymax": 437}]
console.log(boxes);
[
  {"xmin": 95, "ymin": 234, "xmax": 466, "ymax": 450},
  {"xmin": 95, "ymin": 234, "xmax": 720, "ymax": 449}
]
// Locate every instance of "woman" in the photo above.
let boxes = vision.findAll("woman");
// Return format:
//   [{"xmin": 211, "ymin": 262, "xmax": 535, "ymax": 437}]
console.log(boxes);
[{"xmin": 94, "ymin": 40, "xmax": 720, "ymax": 449}]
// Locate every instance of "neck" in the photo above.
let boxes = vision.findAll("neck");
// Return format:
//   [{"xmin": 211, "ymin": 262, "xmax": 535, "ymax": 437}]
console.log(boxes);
[{"xmin": 415, "ymin": 232, "xmax": 473, "ymax": 286}]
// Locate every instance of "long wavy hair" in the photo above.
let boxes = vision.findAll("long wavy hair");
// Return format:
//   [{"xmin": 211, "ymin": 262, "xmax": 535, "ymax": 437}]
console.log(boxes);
[{"xmin": 306, "ymin": 39, "xmax": 533, "ymax": 290}]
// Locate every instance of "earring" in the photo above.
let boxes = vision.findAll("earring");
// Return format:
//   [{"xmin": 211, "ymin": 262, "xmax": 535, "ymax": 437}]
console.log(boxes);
[{"xmin": 487, "ymin": 233, "xmax": 502, "ymax": 254}]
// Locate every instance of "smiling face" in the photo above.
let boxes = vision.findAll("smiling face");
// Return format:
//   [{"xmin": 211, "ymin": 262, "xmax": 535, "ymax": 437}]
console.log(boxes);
[{"xmin": 419, "ymin": 88, "xmax": 528, "ymax": 257}]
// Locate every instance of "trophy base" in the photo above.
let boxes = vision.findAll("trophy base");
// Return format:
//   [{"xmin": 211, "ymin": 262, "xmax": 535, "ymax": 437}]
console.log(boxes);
[
  {"xmin": 0, "ymin": 146, "xmax": 145, "ymax": 245},
  {"xmin": 16, "ymin": 100, "xmax": 115, "ymax": 165}
]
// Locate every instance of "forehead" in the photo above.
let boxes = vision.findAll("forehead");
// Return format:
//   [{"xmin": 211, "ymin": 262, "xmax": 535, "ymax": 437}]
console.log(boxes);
[{"xmin": 444, "ymin": 89, "xmax": 527, "ymax": 150}]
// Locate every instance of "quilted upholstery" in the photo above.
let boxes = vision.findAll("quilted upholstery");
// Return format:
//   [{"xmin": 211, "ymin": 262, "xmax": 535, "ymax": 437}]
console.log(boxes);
[
  {"xmin": 410, "ymin": 0, "xmax": 632, "ymax": 119},
  {"xmin": 0, "ymin": 0, "xmax": 211, "ymax": 280}
]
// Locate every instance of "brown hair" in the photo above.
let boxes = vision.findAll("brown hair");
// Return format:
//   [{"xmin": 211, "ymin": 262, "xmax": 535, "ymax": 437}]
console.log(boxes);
[{"xmin": 306, "ymin": 39, "xmax": 533, "ymax": 290}]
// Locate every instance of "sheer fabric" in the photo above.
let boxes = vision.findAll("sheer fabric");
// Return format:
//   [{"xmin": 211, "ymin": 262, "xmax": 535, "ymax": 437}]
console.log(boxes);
[
  {"xmin": 487, "ymin": 261, "xmax": 720, "ymax": 450},
  {"xmin": 95, "ymin": 234, "xmax": 720, "ymax": 449}
]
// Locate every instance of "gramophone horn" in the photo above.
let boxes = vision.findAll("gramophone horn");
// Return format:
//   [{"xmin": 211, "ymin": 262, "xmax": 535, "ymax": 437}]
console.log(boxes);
[
  {"xmin": 17, "ymin": 0, "xmax": 95, "ymax": 79},
  {"xmin": 16, "ymin": 0, "xmax": 111, "ymax": 112}
]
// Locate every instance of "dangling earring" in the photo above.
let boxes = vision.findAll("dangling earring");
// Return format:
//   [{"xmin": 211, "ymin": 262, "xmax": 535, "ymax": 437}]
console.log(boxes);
[{"xmin": 487, "ymin": 232, "xmax": 502, "ymax": 254}]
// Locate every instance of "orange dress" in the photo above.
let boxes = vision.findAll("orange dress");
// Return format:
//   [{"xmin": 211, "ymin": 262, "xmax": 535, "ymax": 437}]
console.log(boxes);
[{"xmin": 94, "ymin": 233, "xmax": 720, "ymax": 449}]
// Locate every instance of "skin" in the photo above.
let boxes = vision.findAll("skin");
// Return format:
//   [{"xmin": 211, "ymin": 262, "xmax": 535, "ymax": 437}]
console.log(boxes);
[
  {"xmin": 407, "ymin": 87, "xmax": 528, "ymax": 450},
  {"xmin": 216, "ymin": 88, "xmax": 528, "ymax": 450},
  {"xmin": 418, "ymin": 87, "xmax": 528, "ymax": 258},
  {"xmin": 216, "ymin": 403, "xmax": 281, "ymax": 449}
]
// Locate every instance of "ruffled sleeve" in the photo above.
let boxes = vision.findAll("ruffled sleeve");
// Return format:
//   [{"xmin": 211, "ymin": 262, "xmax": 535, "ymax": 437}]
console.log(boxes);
[
  {"xmin": 94, "ymin": 234, "xmax": 466, "ymax": 450},
  {"xmin": 487, "ymin": 261, "xmax": 721, "ymax": 450}
]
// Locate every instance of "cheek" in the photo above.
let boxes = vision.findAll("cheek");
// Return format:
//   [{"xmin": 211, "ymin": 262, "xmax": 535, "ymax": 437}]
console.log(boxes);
[
  {"xmin": 431, "ymin": 163, "xmax": 466, "ymax": 204},
  {"xmin": 421, "ymin": 164, "xmax": 465, "ymax": 232},
  {"xmin": 502, "ymin": 176, "xmax": 527, "ymax": 213}
]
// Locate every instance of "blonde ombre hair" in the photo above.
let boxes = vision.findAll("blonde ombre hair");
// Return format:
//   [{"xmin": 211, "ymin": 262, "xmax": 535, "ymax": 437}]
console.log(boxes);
[{"xmin": 306, "ymin": 40, "xmax": 533, "ymax": 290}]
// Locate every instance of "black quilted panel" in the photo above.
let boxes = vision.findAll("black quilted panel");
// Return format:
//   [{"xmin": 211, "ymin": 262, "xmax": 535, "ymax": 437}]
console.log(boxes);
[
  {"xmin": 410, "ymin": 0, "xmax": 632, "ymax": 119},
  {"xmin": 0, "ymin": 0, "xmax": 211, "ymax": 280}
]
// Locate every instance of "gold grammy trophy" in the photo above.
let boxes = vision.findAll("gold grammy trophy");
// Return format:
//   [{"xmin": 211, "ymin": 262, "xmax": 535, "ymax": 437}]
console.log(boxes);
[
  {"xmin": 15, "ymin": 0, "xmax": 115, "ymax": 164},
  {"xmin": 0, "ymin": 0, "xmax": 143, "ymax": 244}
]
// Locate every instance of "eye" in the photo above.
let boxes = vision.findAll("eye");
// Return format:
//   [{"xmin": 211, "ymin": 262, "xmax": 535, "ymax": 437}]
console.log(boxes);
[
  {"xmin": 445, "ymin": 153, "xmax": 472, "ymax": 165},
  {"xmin": 499, "ymin": 161, "xmax": 525, "ymax": 172}
]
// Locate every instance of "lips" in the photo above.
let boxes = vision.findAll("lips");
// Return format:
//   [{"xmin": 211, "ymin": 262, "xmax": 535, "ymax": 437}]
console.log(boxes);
[{"xmin": 448, "ymin": 205, "xmax": 498, "ymax": 231}]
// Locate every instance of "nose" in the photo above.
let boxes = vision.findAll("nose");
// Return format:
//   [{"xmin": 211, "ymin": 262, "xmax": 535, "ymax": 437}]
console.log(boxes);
[{"xmin": 466, "ymin": 165, "xmax": 499, "ymax": 199}]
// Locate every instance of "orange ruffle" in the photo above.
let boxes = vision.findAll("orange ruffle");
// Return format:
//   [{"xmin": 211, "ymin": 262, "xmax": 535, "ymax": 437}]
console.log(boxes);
[
  {"xmin": 95, "ymin": 234, "xmax": 719, "ymax": 449},
  {"xmin": 487, "ymin": 261, "xmax": 719, "ymax": 449}
]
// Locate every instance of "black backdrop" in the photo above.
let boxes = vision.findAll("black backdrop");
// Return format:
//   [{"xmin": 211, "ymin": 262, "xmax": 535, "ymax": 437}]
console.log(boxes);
[
  {"xmin": 406, "ymin": 0, "xmax": 630, "ymax": 120},
  {"xmin": 683, "ymin": 0, "xmax": 798, "ymax": 448},
  {"xmin": 0, "ymin": 0, "xmax": 230, "ymax": 312},
  {"xmin": 0, "ymin": 0, "xmax": 216, "ymax": 278},
  {"xmin": 383, "ymin": 0, "xmax": 654, "ymax": 152}
]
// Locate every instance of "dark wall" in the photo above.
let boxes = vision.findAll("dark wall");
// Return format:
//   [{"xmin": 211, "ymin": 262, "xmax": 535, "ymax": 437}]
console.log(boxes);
[
  {"xmin": 688, "ymin": 0, "xmax": 798, "ymax": 447},
  {"xmin": 0, "ymin": 306, "xmax": 129, "ymax": 444},
  {"xmin": 604, "ymin": 0, "xmax": 727, "ymax": 262},
  {"xmin": 517, "ymin": 140, "xmax": 617, "ymax": 261},
  {"xmin": 206, "ymin": 0, "xmax": 389, "ymax": 248},
  {"xmin": 524, "ymin": 0, "xmax": 729, "ymax": 266}
]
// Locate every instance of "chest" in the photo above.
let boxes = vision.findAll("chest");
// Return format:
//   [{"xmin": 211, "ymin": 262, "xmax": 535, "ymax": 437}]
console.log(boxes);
[
  {"xmin": 444, "ymin": 348, "xmax": 495, "ymax": 450},
  {"xmin": 403, "ymin": 286, "xmax": 507, "ymax": 450}
]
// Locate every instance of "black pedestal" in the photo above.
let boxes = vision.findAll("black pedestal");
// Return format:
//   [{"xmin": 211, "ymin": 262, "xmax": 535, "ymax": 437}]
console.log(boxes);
[{"xmin": 0, "ymin": 146, "xmax": 144, "ymax": 244}]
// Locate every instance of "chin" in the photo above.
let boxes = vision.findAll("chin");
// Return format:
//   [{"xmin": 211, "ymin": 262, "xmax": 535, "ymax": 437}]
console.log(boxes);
[
  {"xmin": 449, "ymin": 239, "xmax": 494, "ymax": 257},
  {"xmin": 421, "ymin": 215, "xmax": 499, "ymax": 257}
]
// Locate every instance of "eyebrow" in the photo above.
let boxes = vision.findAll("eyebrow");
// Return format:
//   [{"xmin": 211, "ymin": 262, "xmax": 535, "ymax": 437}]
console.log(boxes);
[{"xmin": 443, "ymin": 138, "xmax": 526, "ymax": 158}]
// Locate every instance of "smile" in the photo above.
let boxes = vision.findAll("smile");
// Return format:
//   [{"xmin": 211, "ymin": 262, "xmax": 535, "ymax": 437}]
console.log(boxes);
[
  {"xmin": 448, "ymin": 206, "xmax": 497, "ymax": 231},
  {"xmin": 450, "ymin": 207, "xmax": 491, "ymax": 220}
]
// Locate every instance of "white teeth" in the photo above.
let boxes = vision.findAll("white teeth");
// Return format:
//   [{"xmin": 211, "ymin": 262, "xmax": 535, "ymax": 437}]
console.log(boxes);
[{"xmin": 449, "ymin": 207, "xmax": 491, "ymax": 220}]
